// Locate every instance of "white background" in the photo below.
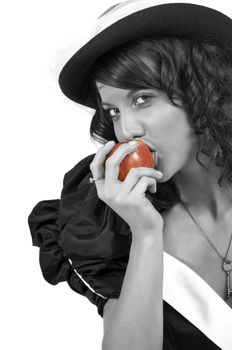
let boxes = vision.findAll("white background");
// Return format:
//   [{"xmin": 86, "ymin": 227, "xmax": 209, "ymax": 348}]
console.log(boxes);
[{"xmin": 1, "ymin": 0, "xmax": 232, "ymax": 349}]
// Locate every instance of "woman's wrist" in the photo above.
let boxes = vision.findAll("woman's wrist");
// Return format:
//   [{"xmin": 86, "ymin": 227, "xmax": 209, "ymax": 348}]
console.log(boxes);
[{"xmin": 130, "ymin": 224, "xmax": 164, "ymax": 247}]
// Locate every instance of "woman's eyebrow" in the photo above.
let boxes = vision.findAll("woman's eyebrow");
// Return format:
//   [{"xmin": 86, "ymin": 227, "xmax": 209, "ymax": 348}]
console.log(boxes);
[{"xmin": 101, "ymin": 89, "xmax": 143, "ymax": 107}]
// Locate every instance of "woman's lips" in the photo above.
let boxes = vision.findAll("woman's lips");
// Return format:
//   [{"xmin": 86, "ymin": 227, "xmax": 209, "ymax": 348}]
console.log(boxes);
[{"xmin": 151, "ymin": 151, "xmax": 158, "ymax": 166}]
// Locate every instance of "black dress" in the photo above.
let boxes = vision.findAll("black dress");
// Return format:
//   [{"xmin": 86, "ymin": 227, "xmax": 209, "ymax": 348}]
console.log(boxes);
[{"xmin": 28, "ymin": 154, "xmax": 232, "ymax": 350}]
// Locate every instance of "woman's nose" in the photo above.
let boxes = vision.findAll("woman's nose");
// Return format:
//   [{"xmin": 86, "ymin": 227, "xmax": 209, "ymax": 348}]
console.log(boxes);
[{"xmin": 116, "ymin": 112, "xmax": 145, "ymax": 141}]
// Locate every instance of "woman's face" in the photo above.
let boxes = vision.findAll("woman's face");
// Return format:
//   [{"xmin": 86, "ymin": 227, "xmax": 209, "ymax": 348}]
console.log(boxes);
[{"xmin": 96, "ymin": 81, "xmax": 199, "ymax": 181}]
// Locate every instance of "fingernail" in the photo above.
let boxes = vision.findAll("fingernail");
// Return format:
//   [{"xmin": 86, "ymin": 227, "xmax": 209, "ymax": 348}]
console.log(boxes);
[
  {"xmin": 128, "ymin": 140, "xmax": 137, "ymax": 145},
  {"xmin": 156, "ymin": 171, "xmax": 163, "ymax": 179},
  {"xmin": 105, "ymin": 141, "xmax": 115, "ymax": 146}
]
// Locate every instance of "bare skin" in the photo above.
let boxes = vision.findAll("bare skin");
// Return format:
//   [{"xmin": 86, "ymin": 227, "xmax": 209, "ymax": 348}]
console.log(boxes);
[{"xmin": 96, "ymin": 81, "xmax": 232, "ymax": 308}]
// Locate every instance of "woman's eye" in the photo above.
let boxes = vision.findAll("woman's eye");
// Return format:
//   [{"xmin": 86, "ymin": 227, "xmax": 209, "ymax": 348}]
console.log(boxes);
[
  {"xmin": 104, "ymin": 108, "xmax": 119, "ymax": 120},
  {"xmin": 134, "ymin": 95, "xmax": 151, "ymax": 105},
  {"xmin": 103, "ymin": 95, "xmax": 152, "ymax": 120}
]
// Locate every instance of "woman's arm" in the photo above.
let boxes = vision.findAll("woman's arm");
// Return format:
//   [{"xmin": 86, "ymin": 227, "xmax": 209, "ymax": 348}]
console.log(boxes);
[{"xmin": 102, "ymin": 227, "xmax": 164, "ymax": 350}]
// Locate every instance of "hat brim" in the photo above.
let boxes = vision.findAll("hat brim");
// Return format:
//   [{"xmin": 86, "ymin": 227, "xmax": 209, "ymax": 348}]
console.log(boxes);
[{"xmin": 58, "ymin": 3, "xmax": 232, "ymax": 108}]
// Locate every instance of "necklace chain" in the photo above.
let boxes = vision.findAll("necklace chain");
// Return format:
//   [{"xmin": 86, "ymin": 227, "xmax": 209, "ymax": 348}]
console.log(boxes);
[
  {"xmin": 180, "ymin": 200, "xmax": 232, "ymax": 261},
  {"xmin": 180, "ymin": 200, "xmax": 232, "ymax": 299}
]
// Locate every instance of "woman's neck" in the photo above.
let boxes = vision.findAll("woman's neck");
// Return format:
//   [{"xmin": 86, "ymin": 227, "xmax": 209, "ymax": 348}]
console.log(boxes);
[{"xmin": 172, "ymin": 153, "xmax": 232, "ymax": 222}]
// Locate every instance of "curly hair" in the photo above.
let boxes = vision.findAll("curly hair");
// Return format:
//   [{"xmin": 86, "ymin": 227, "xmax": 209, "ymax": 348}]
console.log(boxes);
[{"xmin": 84, "ymin": 37, "xmax": 232, "ymax": 213}]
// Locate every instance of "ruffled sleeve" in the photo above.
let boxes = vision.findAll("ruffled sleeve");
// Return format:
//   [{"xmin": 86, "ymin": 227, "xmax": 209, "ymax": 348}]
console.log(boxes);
[
  {"xmin": 28, "ymin": 153, "xmax": 132, "ymax": 318},
  {"xmin": 28, "ymin": 198, "xmax": 71, "ymax": 284}
]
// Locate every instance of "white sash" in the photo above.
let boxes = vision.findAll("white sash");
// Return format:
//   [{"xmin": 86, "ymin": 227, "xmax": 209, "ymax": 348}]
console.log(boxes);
[{"xmin": 163, "ymin": 252, "xmax": 232, "ymax": 350}]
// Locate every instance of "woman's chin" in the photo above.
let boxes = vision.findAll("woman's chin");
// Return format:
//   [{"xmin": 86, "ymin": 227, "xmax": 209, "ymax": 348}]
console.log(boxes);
[{"xmin": 157, "ymin": 176, "xmax": 165, "ymax": 182}]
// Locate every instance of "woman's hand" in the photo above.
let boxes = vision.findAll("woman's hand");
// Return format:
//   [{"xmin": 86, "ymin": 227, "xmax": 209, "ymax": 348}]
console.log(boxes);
[{"xmin": 89, "ymin": 140, "xmax": 164, "ymax": 240}]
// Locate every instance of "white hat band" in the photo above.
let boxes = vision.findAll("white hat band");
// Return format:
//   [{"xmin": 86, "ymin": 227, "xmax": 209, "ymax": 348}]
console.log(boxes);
[{"xmin": 90, "ymin": 0, "xmax": 172, "ymax": 38}]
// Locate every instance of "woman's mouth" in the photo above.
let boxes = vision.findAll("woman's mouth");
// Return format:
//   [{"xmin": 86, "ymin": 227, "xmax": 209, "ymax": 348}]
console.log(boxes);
[{"xmin": 151, "ymin": 150, "xmax": 158, "ymax": 167}]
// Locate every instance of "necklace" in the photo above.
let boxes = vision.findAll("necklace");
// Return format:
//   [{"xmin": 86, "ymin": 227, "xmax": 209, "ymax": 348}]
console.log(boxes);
[{"xmin": 180, "ymin": 200, "xmax": 232, "ymax": 299}]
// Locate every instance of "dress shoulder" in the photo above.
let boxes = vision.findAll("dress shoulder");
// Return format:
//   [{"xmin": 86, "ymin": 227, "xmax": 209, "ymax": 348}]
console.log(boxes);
[{"xmin": 28, "ymin": 153, "xmax": 132, "ymax": 317}]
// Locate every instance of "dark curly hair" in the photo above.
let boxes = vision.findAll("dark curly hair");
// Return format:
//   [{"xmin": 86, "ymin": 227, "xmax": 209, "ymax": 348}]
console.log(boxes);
[{"xmin": 84, "ymin": 37, "xmax": 232, "ymax": 214}]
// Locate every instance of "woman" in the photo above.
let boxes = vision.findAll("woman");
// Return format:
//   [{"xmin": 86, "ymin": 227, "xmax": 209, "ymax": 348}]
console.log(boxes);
[{"xmin": 28, "ymin": 1, "xmax": 232, "ymax": 349}]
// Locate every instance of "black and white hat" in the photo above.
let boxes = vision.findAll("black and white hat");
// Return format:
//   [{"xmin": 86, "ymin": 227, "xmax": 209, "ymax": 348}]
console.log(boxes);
[{"xmin": 58, "ymin": 0, "xmax": 232, "ymax": 108}]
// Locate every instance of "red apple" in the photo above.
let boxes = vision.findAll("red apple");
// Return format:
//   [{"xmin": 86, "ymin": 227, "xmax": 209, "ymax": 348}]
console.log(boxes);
[{"xmin": 105, "ymin": 139, "xmax": 156, "ymax": 181}]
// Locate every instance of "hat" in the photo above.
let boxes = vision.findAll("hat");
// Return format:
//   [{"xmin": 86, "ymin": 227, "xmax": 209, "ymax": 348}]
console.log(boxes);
[{"xmin": 58, "ymin": 0, "xmax": 232, "ymax": 108}]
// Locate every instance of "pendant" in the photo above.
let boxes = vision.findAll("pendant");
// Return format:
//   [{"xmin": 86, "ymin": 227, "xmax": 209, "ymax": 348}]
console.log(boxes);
[{"xmin": 222, "ymin": 259, "xmax": 232, "ymax": 298}]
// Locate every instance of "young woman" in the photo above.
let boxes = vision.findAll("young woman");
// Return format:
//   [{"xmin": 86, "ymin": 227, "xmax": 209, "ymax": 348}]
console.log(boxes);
[{"xmin": 28, "ymin": 1, "xmax": 232, "ymax": 349}]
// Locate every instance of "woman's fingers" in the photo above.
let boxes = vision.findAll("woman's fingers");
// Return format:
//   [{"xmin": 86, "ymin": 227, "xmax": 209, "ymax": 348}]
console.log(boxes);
[
  {"xmin": 132, "ymin": 176, "xmax": 157, "ymax": 198},
  {"xmin": 90, "ymin": 140, "xmax": 138, "ymax": 183},
  {"xmin": 89, "ymin": 140, "xmax": 164, "ymax": 233},
  {"xmin": 90, "ymin": 140, "xmax": 163, "ymax": 196},
  {"xmin": 89, "ymin": 140, "xmax": 116, "ymax": 178},
  {"xmin": 105, "ymin": 142, "xmax": 138, "ymax": 182},
  {"xmin": 118, "ymin": 167, "xmax": 163, "ymax": 194}
]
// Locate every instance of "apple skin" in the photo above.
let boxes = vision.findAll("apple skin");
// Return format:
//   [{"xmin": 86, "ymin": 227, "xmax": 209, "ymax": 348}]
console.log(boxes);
[{"xmin": 105, "ymin": 140, "xmax": 155, "ymax": 181}]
